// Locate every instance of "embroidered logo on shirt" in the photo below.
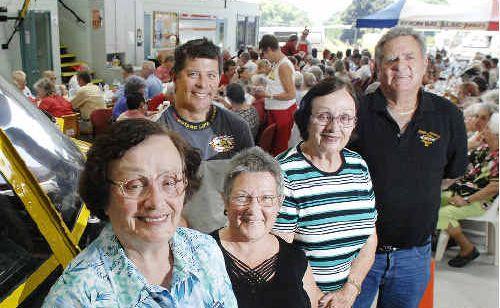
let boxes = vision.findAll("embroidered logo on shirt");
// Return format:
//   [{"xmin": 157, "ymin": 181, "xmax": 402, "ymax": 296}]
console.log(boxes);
[
  {"xmin": 209, "ymin": 135, "xmax": 235, "ymax": 153},
  {"xmin": 418, "ymin": 130, "xmax": 440, "ymax": 147}
]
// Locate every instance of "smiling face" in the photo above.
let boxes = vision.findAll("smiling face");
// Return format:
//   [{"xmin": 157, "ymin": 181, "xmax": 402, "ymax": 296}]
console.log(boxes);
[
  {"xmin": 378, "ymin": 35, "xmax": 427, "ymax": 98},
  {"xmin": 174, "ymin": 57, "xmax": 220, "ymax": 114},
  {"xmin": 106, "ymin": 135, "xmax": 185, "ymax": 247},
  {"xmin": 225, "ymin": 172, "xmax": 280, "ymax": 241},
  {"xmin": 306, "ymin": 88, "xmax": 356, "ymax": 154}
]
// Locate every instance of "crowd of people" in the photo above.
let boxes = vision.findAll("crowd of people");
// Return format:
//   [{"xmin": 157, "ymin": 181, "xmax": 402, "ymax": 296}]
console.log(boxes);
[{"xmin": 8, "ymin": 25, "xmax": 498, "ymax": 308}]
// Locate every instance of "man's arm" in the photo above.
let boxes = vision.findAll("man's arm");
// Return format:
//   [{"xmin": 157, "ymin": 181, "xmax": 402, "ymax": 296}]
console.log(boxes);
[{"xmin": 271, "ymin": 63, "xmax": 296, "ymax": 101}]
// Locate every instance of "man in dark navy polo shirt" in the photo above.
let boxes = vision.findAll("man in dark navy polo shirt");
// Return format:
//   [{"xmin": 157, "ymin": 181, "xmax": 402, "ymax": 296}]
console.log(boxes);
[{"xmin": 350, "ymin": 27, "xmax": 467, "ymax": 308}]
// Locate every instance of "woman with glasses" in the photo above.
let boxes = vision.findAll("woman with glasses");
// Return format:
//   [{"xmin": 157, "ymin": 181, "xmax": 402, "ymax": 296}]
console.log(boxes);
[
  {"xmin": 44, "ymin": 119, "xmax": 237, "ymax": 307},
  {"xmin": 210, "ymin": 147, "xmax": 323, "ymax": 308},
  {"xmin": 273, "ymin": 77, "xmax": 378, "ymax": 308}
]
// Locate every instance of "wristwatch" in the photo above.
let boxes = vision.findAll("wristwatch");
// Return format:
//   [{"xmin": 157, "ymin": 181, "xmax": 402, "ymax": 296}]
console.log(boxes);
[{"xmin": 463, "ymin": 196, "xmax": 471, "ymax": 204}]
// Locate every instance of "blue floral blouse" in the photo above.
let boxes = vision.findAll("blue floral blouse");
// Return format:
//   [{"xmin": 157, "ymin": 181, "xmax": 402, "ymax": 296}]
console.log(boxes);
[{"xmin": 43, "ymin": 224, "xmax": 237, "ymax": 307}]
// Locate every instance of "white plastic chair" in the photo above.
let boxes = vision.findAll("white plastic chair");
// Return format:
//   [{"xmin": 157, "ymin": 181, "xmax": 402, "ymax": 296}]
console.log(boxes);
[{"xmin": 435, "ymin": 196, "xmax": 499, "ymax": 265}]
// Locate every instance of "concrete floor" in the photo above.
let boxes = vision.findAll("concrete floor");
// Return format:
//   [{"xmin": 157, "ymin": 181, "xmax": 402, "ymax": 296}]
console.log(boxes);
[
  {"xmin": 367, "ymin": 251, "xmax": 499, "ymax": 308},
  {"xmin": 435, "ymin": 252, "xmax": 498, "ymax": 308}
]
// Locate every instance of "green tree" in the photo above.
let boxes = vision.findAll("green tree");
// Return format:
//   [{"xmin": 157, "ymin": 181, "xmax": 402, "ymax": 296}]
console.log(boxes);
[{"xmin": 260, "ymin": 0, "xmax": 311, "ymax": 27}]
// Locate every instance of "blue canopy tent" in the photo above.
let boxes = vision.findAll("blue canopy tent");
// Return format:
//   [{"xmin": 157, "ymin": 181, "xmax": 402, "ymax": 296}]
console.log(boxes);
[
  {"xmin": 356, "ymin": 0, "xmax": 406, "ymax": 28},
  {"xmin": 356, "ymin": 0, "xmax": 499, "ymax": 31}
]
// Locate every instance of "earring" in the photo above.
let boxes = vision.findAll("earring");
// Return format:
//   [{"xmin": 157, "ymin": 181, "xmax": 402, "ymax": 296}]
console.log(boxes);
[{"xmin": 223, "ymin": 209, "xmax": 228, "ymax": 216}]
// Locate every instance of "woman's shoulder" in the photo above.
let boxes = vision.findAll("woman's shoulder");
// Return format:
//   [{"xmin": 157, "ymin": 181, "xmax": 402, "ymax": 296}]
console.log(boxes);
[
  {"xmin": 275, "ymin": 236, "xmax": 308, "ymax": 273},
  {"xmin": 43, "ymin": 230, "xmax": 116, "ymax": 306},
  {"xmin": 175, "ymin": 227, "xmax": 220, "ymax": 252},
  {"xmin": 343, "ymin": 148, "xmax": 369, "ymax": 168}
]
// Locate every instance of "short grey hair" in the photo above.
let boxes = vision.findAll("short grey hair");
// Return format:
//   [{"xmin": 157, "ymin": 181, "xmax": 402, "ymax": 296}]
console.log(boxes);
[
  {"xmin": 309, "ymin": 66, "xmax": 323, "ymax": 82},
  {"xmin": 124, "ymin": 75, "xmax": 147, "ymax": 96},
  {"xmin": 143, "ymin": 60, "xmax": 156, "ymax": 71},
  {"xmin": 333, "ymin": 60, "xmax": 345, "ymax": 73},
  {"xmin": 488, "ymin": 113, "xmax": 499, "ymax": 134},
  {"xmin": 294, "ymin": 72, "xmax": 304, "ymax": 89},
  {"xmin": 12, "ymin": 70, "xmax": 26, "ymax": 82},
  {"xmin": 303, "ymin": 72, "xmax": 317, "ymax": 88},
  {"xmin": 222, "ymin": 147, "xmax": 284, "ymax": 202},
  {"xmin": 374, "ymin": 26, "xmax": 426, "ymax": 67},
  {"xmin": 34, "ymin": 78, "xmax": 56, "ymax": 96},
  {"xmin": 325, "ymin": 66, "xmax": 335, "ymax": 77}
]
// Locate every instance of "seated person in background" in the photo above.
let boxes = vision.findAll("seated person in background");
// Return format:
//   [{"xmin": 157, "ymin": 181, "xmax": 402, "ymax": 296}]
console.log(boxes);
[
  {"xmin": 12, "ymin": 70, "xmax": 35, "ymax": 100},
  {"xmin": 112, "ymin": 75, "xmax": 147, "ymax": 120},
  {"xmin": 437, "ymin": 113, "xmax": 499, "ymax": 267},
  {"xmin": 43, "ymin": 119, "xmax": 237, "ymax": 306},
  {"xmin": 116, "ymin": 93, "xmax": 157, "ymax": 121},
  {"xmin": 352, "ymin": 56, "xmax": 372, "ymax": 83},
  {"xmin": 68, "ymin": 64, "xmax": 90, "ymax": 98},
  {"xmin": 156, "ymin": 55, "xmax": 174, "ymax": 83},
  {"xmin": 141, "ymin": 60, "xmax": 163, "ymax": 99},
  {"xmin": 112, "ymin": 64, "xmax": 135, "ymax": 103},
  {"xmin": 302, "ymin": 72, "xmax": 317, "ymax": 96},
  {"xmin": 457, "ymin": 81, "xmax": 480, "ymax": 109},
  {"xmin": 255, "ymin": 59, "xmax": 272, "ymax": 77},
  {"xmin": 70, "ymin": 71, "xmax": 106, "ymax": 134},
  {"xmin": 467, "ymin": 102, "xmax": 498, "ymax": 150},
  {"xmin": 211, "ymin": 147, "xmax": 322, "ymax": 308},
  {"xmin": 33, "ymin": 78, "xmax": 73, "ymax": 118},
  {"xmin": 226, "ymin": 83, "xmax": 259, "ymax": 139},
  {"xmin": 250, "ymin": 74, "xmax": 268, "ymax": 100},
  {"xmin": 239, "ymin": 52, "xmax": 258, "ymax": 74},
  {"xmin": 219, "ymin": 59, "xmax": 237, "ymax": 89},
  {"xmin": 294, "ymin": 71, "xmax": 304, "ymax": 104},
  {"xmin": 42, "ymin": 70, "xmax": 68, "ymax": 98},
  {"xmin": 237, "ymin": 67, "xmax": 252, "ymax": 93}
]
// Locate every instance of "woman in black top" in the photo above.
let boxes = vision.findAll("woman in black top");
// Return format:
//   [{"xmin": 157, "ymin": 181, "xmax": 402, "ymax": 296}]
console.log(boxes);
[{"xmin": 210, "ymin": 147, "xmax": 322, "ymax": 308}]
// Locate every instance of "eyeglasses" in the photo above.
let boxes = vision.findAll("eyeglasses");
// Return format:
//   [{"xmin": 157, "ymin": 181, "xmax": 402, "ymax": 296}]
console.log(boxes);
[
  {"xmin": 230, "ymin": 194, "xmax": 279, "ymax": 208},
  {"xmin": 311, "ymin": 112, "xmax": 356, "ymax": 127},
  {"xmin": 107, "ymin": 171, "xmax": 187, "ymax": 200}
]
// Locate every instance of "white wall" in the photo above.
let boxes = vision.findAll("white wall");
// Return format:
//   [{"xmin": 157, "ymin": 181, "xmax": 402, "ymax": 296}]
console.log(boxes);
[
  {"xmin": 142, "ymin": 0, "xmax": 259, "ymax": 53},
  {"xmin": 0, "ymin": 0, "xmax": 60, "ymax": 82},
  {"xmin": 58, "ymin": 0, "xmax": 92, "ymax": 65}
]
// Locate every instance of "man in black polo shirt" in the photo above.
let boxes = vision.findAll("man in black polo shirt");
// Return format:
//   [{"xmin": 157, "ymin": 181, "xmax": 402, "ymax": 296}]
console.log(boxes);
[{"xmin": 350, "ymin": 27, "xmax": 467, "ymax": 308}]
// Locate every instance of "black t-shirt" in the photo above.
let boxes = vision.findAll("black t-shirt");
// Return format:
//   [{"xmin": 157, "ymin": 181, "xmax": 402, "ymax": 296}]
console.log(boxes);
[
  {"xmin": 158, "ymin": 104, "xmax": 254, "ymax": 160},
  {"xmin": 210, "ymin": 230, "xmax": 311, "ymax": 308},
  {"xmin": 349, "ymin": 88, "xmax": 467, "ymax": 248}
]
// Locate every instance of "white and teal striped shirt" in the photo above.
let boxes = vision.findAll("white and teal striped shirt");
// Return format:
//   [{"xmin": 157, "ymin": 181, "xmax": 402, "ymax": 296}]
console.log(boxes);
[{"xmin": 273, "ymin": 144, "xmax": 377, "ymax": 292}]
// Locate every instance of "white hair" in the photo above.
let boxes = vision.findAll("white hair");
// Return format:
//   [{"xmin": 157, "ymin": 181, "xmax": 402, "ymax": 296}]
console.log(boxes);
[
  {"xmin": 481, "ymin": 89, "xmax": 499, "ymax": 105},
  {"xmin": 488, "ymin": 113, "xmax": 499, "ymax": 134}
]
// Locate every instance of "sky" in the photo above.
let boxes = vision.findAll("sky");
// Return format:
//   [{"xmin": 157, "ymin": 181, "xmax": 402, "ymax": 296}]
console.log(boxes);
[{"xmin": 255, "ymin": 0, "xmax": 354, "ymax": 26}]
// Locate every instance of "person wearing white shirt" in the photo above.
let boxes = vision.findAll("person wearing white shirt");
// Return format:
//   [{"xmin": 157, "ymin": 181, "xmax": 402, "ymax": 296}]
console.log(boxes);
[{"xmin": 12, "ymin": 70, "xmax": 35, "ymax": 100}]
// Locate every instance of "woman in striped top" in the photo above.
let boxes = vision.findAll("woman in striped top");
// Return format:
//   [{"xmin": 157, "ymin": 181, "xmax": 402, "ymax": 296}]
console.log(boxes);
[{"xmin": 273, "ymin": 77, "xmax": 377, "ymax": 308}]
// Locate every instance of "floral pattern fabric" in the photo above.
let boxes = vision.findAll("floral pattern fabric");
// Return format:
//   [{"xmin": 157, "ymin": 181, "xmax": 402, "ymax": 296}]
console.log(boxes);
[
  {"xmin": 448, "ymin": 144, "xmax": 499, "ymax": 204},
  {"xmin": 43, "ymin": 224, "xmax": 237, "ymax": 307}
]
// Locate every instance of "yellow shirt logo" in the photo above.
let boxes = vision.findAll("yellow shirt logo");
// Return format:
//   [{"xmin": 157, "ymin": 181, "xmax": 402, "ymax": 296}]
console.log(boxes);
[{"xmin": 418, "ymin": 130, "xmax": 440, "ymax": 147}]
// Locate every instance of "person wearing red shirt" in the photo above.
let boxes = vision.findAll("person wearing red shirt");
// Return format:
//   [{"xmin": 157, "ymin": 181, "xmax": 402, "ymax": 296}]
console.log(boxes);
[
  {"xmin": 156, "ymin": 55, "xmax": 174, "ymax": 83},
  {"xmin": 34, "ymin": 78, "xmax": 73, "ymax": 118},
  {"xmin": 281, "ymin": 34, "xmax": 299, "ymax": 56},
  {"xmin": 219, "ymin": 59, "xmax": 236, "ymax": 88}
]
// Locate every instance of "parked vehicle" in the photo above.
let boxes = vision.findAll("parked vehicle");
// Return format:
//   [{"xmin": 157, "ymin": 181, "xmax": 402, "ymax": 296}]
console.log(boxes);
[{"xmin": 0, "ymin": 75, "xmax": 98, "ymax": 307}]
